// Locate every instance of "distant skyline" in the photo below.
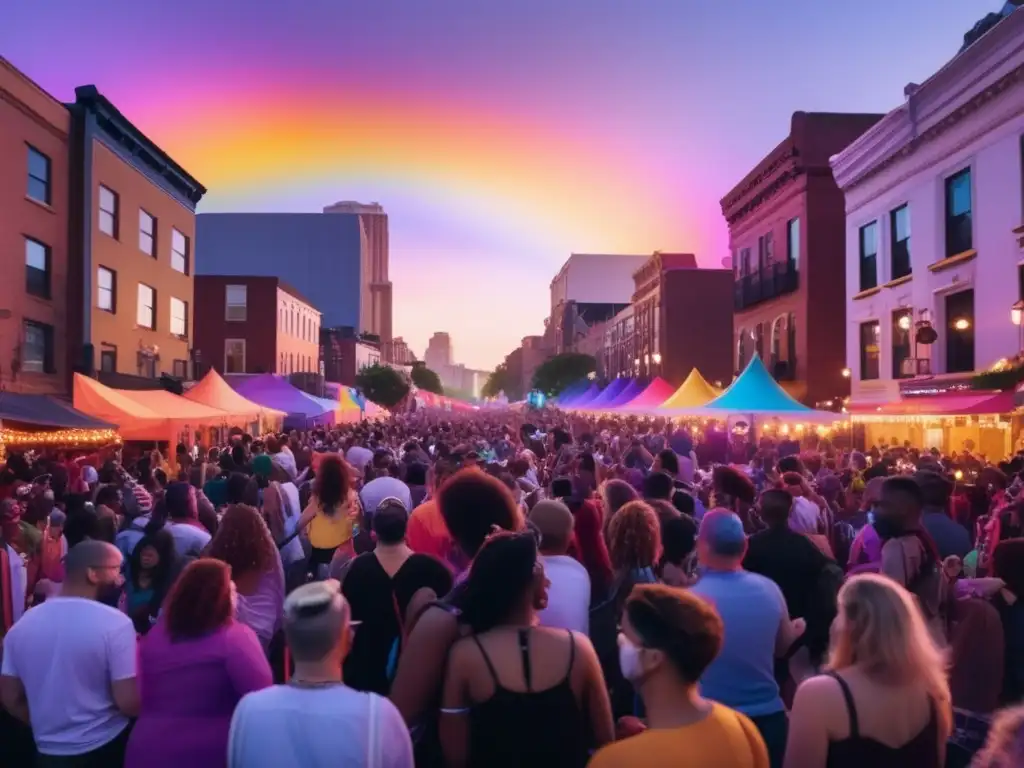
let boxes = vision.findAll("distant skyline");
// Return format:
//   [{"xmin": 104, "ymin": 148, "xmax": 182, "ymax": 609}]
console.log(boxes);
[{"xmin": 1, "ymin": 0, "xmax": 996, "ymax": 369}]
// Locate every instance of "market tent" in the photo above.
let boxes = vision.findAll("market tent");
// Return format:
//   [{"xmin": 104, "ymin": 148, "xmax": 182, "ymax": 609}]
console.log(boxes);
[
  {"xmin": 232, "ymin": 375, "xmax": 331, "ymax": 427},
  {"xmin": 120, "ymin": 389, "xmax": 238, "ymax": 427},
  {"xmin": 563, "ymin": 383, "xmax": 600, "ymax": 408},
  {"xmin": 620, "ymin": 378, "xmax": 676, "ymax": 413},
  {"xmin": 308, "ymin": 395, "xmax": 361, "ymax": 425},
  {"xmin": 184, "ymin": 369, "xmax": 287, "ymax": 423},
  {"xmin": 659, "ymin": 369, "xmax": 721, "ymax": 410},
  {"xmin": 557, "ymin": 382, "xmax": 590, "ymax": 406},
  {"xmin": 0, "ymin": 392, "xmax": 115, "ymax": 429},
  {"xmin": 606, "ymin": 379, "xmax": 646, "ymax": 409},
  {"xmin": 73, "ymin": 374, "xmax": 186, "ymax": 440},
  {"xmin": 682, "ymin": 356, "xmax": 837, "ymax": 422},
  {"xmin": 582, "ymin": 378, "xmax": 631, "ymax": 411}
]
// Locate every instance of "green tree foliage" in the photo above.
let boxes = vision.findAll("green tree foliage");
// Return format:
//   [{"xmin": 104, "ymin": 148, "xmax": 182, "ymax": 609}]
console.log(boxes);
[
  {"xmin": 531, "ymin": 353, "xmax": 596, "ymax": 397},
  {"xmin": 355, "ymin": 364, "xmax": 410, "ymax": 409},
  {"xmin": 482, "ymin": 363, "xmax": 510, "ymax": 399},
  {"xmin": 411, "ymin": 363, "xmax": 444, "ymax": 394}
]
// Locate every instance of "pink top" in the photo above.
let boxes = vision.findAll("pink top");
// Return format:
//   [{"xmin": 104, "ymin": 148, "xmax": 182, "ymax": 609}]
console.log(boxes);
[
  {"xmin": 125, "ymin": 619, "xmax": 272, "ymax": 768},
  {"xmin": 847, "ymin": 525, "xmax": 883, "ymax": 574}
]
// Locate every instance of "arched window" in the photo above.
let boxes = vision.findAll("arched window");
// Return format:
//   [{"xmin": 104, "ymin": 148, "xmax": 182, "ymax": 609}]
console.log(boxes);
[{"xmin": 754, "ymin": 323, "xmax": 765, "ymax": 360}]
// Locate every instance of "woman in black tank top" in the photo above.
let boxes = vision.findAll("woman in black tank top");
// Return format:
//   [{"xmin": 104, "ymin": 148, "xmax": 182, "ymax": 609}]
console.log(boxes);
[
  {"xmin": 785, "ymin": 574, "xmax": 951, "ymax": 768},
  {"xmin": 439, "ymin": 531, "xmax": 614, "ymax": 766}
]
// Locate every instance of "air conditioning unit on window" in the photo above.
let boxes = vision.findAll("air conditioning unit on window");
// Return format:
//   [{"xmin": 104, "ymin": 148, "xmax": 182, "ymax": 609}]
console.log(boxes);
[{"xmin": 226, "ymin": 305, "xmax": 246, "ymax": 322}]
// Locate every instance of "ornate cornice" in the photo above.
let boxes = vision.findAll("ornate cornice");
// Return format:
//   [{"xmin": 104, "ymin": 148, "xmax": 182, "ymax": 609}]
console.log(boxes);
[
  {"xmin": 723, "ymin": 162, "xmax": 803, "ymax": 227},
  {"xmin": 722, "ymin": 144, "xmax": 798, "ymax": 217}
]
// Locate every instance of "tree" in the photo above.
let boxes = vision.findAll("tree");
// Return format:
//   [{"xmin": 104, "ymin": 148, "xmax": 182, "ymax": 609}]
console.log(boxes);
[
  {"xmin": 355, "ymin": 363, "xmax": 410, "ymax": 409},
  {"xmin": 531, "ymin": 353, "xmax": 596, "ymax": 397},
  {"xmin": 482, "ymin": 363, "xmax": 510, "ymax": 399},
  {"xmin": 411, "ymin": 363, "xmax": 444, "ymax": 395}
]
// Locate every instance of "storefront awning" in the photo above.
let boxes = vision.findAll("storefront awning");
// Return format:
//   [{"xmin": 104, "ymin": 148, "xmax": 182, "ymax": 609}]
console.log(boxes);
[{"xmin": 850, "ymin": 390, "xmax": 1016, "ymax": 416}]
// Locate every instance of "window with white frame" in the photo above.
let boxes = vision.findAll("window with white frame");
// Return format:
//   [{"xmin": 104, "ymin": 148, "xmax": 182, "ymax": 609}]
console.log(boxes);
[
  {"xmin": 170, "ymin": 297, "xmax": 188, "ymax": 337},
  {"xmin": 171, "ymin": 228, "xmax": 189, "ymax": 274},
  {"xmin": 99, "ymin": 185, "xmax": 119, "ymax": 238},
  {"xmin": 139, "ymin": 210, "xmax": 156, "ymax": 256},
  {"xmin": 226, "ymin": 285, "xmax": 247, "ymax": 321},
  {"xmin": 225, "ymin": 339, "xmax": 246, "ymax": 373},
  {"xmin": 137, "ymin": 283, "xmax": 155, "ymax": 329},
  {"xmin": 97, "ymin": 267, "xmax": 116, "ymax": 312}
]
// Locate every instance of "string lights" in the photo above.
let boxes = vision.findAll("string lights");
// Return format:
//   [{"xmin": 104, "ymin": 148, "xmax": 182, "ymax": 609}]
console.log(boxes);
[{"xmin": 0, "ymin": 428, "xmax": 121, "ymax": 447}]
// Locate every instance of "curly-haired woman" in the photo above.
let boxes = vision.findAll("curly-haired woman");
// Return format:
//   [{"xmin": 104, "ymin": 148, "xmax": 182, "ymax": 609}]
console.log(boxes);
[
  {"xmin": 125, "ymin": 559, "xmax": 272, "ymax": 768},
  {"xmin": 208, "ymin": 505, "xmax": 285, "ymax": 652}
]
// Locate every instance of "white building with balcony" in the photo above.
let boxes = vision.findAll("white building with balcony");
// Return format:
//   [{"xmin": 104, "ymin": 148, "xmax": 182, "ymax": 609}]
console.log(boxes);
[{"xmin": 832, "ymin": 8, "xmax": 1024, "ymax": 413}]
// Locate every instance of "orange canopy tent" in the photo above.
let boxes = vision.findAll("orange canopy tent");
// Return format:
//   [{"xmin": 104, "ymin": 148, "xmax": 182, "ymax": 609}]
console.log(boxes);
[
  {"xmin": 73, "ymin": 374, "xmax": 243, "ymax": 442},
  {"xmin": 184, "ymin": 369, "xmax": 287, "ymax": 425}
]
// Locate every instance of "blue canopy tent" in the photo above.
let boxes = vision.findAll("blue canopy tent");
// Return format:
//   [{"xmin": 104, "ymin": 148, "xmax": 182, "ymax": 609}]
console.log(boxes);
[
  {"xmin": 0, "ymin": 392, "xmax": 116, "ymax": 429},
  {"xmin": 605, "ymin": 379, "xmax": 646, "ymax": 409},
  {"xmin": 231, "ymin": 375, "xmax": 332, "ymax": 429},
  {"xmin": 566, "ymin": 382, "xmax": 601, "ymax": 409},
  {"xmin": 582, "ymin": 378, "xmax": 631, "ymax": 411},
  {"xmin": 676, "ymin": 356, "xmax": 837, "ymax": 423},
  {"xmin": 556, "ymin": 382, "xmax": 590, "ymax": 407}
]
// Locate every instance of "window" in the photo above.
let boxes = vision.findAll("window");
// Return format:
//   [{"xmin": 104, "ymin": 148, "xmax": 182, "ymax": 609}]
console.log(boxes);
[
  {"xmin": 170, "ymin": 297, "xmax": 188, "ymax": 337},
  {"xmin": 98, "ymin": 185, "xmax": 119, "ymax": 238},
  {"xmin": 172, "ymin": 359, "xmax": 188, "ymax": 378},
  {"xmin": 859, "ymin": 221, "xmax": 878, "ymax": 291},
  {"xmin": 787, "ymin": 218, "xmax": 800, "ymax": 270},
  {"xmin": 859, "ymin": 321, "xmax": 880, "ymax": 380},
  {"xmin": 945, "ymin": 168, "xmax": 972, "ymax": 257},
  {"xmin": 890, "ymin": 205, "xmax": 911, "ymax": 280},
  {"xmin": 946, "ymin": 289, "xmax": 975, "ymax": 374},
  {"xmin": 758, "ymin": 232, "xmax": 774, "ymax": 270},
  {"xmin": 139, "ymin": 210, "xmax": 156, "ymax": 256},
  {"xmin": 27, "ymin": 146, "xmax": 51, "ymax": 204},
  {"xmin": 100, "ymin": 349, "xmax": 117, "ymax": 373},
  {"xmin": 22, "ymin": 320, "xmax": 54, "ymax": 374},
  {"xmin": 892, "ymin": 309, "xmax": 913, "ymax": 379},
  {"xmin": 137, "ymin": 283, "xmax": 155, "ymax": 329},
  {"xmin": 97, "ymin": 266, "xmax": 116, "ymax": 312},
  {"xmin": 171, "ymin": 228, "xmax": 189, "ymax": 274},
  {"xmin": 740, "ymin": 248, "xmax": 752, "ymax": 276},
  {"xmin": 225, "ymin": 339, "xmax": 246, "ymax": 373},
  {"xmin": 25, "ymin": 237, "xmax": 50, "ymax": 299},
  {"xmin": 226, "ymin": 285, "xmax": 247, "ymax": 321}
]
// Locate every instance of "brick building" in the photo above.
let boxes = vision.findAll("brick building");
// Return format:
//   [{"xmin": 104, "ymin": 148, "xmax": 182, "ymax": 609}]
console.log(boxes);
[
  {"xmin": 193, "ymin": 276, "xmax": 321, "ymax": 376},
  {"xmin": 725, "ymin": 111, "xmax": 883, "ymax": 404}
]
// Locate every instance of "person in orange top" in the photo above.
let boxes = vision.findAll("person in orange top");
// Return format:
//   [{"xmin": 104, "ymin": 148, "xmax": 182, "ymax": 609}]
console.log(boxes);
[
  {"xmin": 405, "ymin": 459, "xmax": 461, "ymax": 571},
  {"xmin": 588, "ymin": 584, "xmax": 769, "ymax": 768}
]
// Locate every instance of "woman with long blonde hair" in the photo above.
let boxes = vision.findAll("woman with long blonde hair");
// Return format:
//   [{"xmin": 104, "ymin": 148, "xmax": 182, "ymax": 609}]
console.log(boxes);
[{"xmin": 784, "ymin": 573, "xmax": 951, "ymax": 768}]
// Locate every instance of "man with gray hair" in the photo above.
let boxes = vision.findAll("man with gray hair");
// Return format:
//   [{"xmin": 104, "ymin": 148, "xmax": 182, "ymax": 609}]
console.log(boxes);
[
  {"xmin": 1, "ymin": 540, "xmax": 138, "ymax": 766},
  {"xmin": 228, "ymin": 580, "xmax": 413, "ymax": 767},
  {"xmin": 690, "ymin": 510, "xmax": 804, "ymax": 768}
]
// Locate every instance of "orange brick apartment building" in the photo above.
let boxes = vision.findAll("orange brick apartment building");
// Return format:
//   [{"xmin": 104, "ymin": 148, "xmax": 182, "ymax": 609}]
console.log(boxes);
[{"xmin": 0, "ymin": 58, "xmax": 206, "ymax": 396}]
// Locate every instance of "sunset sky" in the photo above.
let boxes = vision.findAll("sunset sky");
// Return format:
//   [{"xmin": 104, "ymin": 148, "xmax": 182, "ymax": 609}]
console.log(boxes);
[{"xmin": 2, "ymin": 0, "xmax": 994, "ymax": 370}]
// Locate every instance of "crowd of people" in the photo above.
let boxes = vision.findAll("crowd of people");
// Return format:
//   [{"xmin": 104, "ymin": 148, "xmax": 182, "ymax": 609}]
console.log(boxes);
[{"xmin": 0, "ymin": 408, "xmax": 1022, "ymax": 767}]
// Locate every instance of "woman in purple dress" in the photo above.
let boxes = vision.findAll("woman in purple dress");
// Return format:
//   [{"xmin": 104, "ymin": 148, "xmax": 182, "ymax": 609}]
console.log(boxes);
[{"xmin": 125, "ymin": 558, "xmax": 272, "ymax": 768}]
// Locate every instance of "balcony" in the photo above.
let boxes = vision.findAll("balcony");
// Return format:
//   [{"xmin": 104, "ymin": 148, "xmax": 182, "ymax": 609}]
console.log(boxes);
[{"xmin": 734, "ymin": 260, "xmax": 798, "ymax": 311}]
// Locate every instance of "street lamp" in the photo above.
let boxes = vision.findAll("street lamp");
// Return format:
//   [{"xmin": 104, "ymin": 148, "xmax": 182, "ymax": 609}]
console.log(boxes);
[
  {"xmin": 841, "ymin": 368, "xmax": 851, "ymax": 378},
  {"xmin": 1012, "ymin": 300, "xmax": 1024, "ymax": 327}
]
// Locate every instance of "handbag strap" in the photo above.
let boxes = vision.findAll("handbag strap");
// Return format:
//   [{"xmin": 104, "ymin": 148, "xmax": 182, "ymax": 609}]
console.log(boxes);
[{"xmin": 367, "ymin": 693, "xmax": 381, "ymax": 768}]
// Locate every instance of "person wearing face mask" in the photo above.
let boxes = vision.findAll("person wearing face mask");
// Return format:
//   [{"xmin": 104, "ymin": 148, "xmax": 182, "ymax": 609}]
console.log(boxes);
[
  {"xmin": 125, "ymin": 558, "xmax": 271, "ymax": 768},
  {"xmin": 0, "ymin": 540, "xmax": 139, "ymax": 765},
  {"xmin": 590, "ymin": 584, "xmax": 769, "ymax": 768}
]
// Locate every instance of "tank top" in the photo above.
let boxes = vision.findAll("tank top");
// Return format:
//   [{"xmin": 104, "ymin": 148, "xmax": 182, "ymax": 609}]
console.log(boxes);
[
  {"xmin": 307, "ymin": 501, "xmax": 353, "ymax": 549},
  {"xmin": 468, "ymin": 629, "xmax": 588, "ymax": 767},
  {"xmin": 825, "ymin": 672, "xmax": 940, "ymax": 768}
]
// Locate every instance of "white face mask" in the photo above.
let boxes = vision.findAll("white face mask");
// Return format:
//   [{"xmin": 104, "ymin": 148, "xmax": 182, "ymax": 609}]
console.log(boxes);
[{"xmin": 618, "ymin": 634, "xmax": 644, "ymax": 682}]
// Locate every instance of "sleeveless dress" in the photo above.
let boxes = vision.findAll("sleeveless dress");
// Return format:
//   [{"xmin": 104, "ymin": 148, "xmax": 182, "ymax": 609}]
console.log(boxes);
[{"xmin": 825, "ymin": 672, "xmax": 940, "ymax": 768}]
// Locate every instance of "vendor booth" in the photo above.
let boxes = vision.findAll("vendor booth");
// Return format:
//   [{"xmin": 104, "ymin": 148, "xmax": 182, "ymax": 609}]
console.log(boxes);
[
  {"xmin": 659, "ymin": 369, "xmax": 722, "ymax": 411},
  {"xmin": 579, "ymin": 378, "xmax": 631, "ymax": 412},
  {"xmin": 231, "ymin": 375, "xmax": 336, "ymax": 429},
  {"xmin": 0, "ymin": 391, "xmax": 118, "ymax": 459},
  {"xmin": 184, "ymin": 370, "xmax": 287, "ymax": 433},
  {"xmin": 619, "ymin": 377, "xmax": 676, "ymax": 413}
]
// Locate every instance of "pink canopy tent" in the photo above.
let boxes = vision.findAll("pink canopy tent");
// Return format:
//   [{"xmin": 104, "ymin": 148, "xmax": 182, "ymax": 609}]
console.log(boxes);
[{"xmin": 619, "ymin": 377, "xmax": 676, "ymax": 413}]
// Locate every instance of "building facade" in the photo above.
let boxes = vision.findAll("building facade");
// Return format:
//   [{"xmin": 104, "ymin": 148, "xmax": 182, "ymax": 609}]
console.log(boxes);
[
  {"xmin": 322, "ymin": 201, "xmax": 392, "ymax": 349},
  {"xmin": 194, "ymin": 276, "xmax": 321, "ymax": 376},
  {"xmin": 67, "ymin": 86, "xmax": 206, "ymax": 385},
  {"xmin": 1, "ymin": 58, "xmax": 71, "ymax": 395},
  {"xmin": 601, "ymin": 253, "xmax": 734, "ymax": 386},
  {"xmin": 195, "ymin": 207, "xmax": 386, "ymax": 340},
  {"xmin": 320, "ymin": 326, "xmax": 381, "ymax": 385},
  {"xmin": 549, "ymin": 253, "xmax": 647, "ymax": 354},
  {"xmin": 725, "ymin": 111, "xmax": 883, "ymax": 405},
  {"xmin": 383, "ymin": 336, "xmax": 415, "ymax": 366},
  {"xmin": 424, "ymin": 332, "xmax": 453, "ymax": 371},
  {"xmin": 832, "ymin": 9, "xmax": 1024, "ymax": 405}
]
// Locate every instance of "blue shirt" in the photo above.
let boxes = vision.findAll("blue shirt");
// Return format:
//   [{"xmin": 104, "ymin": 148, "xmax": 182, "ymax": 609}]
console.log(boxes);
[
  {"xmin": 689, "ymin": 569, "xmax": 786, "ymax": 717},
  {"xmin": 921, "ymin": 508, "xmax": 971, "ymax": 560}
]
